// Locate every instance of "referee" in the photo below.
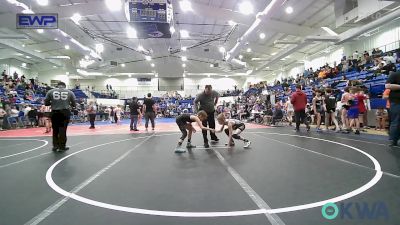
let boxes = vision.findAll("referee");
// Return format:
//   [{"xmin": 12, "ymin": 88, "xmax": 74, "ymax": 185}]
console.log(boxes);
[
  {"xmin": 44, "ymin": 82, "xmax": 76, "ymax": 152},
  {"xmin": 194, "ymin": 85, "xmax": 219, "ymax": 148}
]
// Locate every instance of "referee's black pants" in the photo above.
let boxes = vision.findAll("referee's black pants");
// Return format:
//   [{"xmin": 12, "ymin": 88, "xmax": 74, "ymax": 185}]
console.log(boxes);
[
  {"xmin": 51, "ymin": 109, "xmax": 71, "ymax": 148},
  {"xmin": 202, "ymin": 110, "xmax": 218, "ymax": 143}
]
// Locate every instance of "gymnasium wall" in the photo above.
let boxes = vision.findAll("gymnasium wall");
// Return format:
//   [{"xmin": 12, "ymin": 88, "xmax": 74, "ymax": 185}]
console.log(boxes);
[
  {"xmin": 344, "ymin": 22, "xmax": 400, "ymax": 55},
  {"xmin": 36, "ymin": 72, "xmax": 245, "ymax": 98},
  {"xmin": 0, "ymin": 59, "xmax": 38, "ymax": 79}
]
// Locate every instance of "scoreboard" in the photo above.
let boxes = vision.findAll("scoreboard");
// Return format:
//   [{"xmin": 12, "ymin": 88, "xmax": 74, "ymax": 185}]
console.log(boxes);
[
  {"xmin": 125, "ymin": 0, "xmax": 173, "ymax": 38},
  {"xmin": 128, "ymin": 0, "xmax": 169, "ymax": 23}
]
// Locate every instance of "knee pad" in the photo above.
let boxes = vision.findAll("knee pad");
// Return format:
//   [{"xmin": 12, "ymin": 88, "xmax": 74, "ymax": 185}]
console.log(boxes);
[
  {"xmin": 180, "ymin": 130, "xmax": 188, "ymax": 140},
  {"xmin": 232, "ymin": 134, "xmax": 241, "ymax": 140},
  {"xmin": 224, "ymin": 129, "xmax": 229, "ymax": 136}
]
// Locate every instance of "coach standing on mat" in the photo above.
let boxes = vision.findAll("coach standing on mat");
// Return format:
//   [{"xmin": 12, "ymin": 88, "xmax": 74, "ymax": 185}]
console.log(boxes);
[
  {"xmin": 385, "ymin": 71, "xmax": 400, "ymax": 147},
  {"xmin": 194, "ymin": 85, "xmax": 219, "ymax": 148},
  {"xmin": 142, "ymin": 93, "xmax": 156, "ymax": 131},
  {"xmin": 45, "ymin": 82, "xmax": 76, "ymax": 152}
]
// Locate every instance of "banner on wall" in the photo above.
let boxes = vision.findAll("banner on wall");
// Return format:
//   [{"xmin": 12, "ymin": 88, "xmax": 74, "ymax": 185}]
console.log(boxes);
[
  {"xmin": 125, "ymin": 0, "xmax": 173, "ymax": 38},
  {"xmin": 137, "ymin": 78, "xmax": 152, "ymax": 85}
]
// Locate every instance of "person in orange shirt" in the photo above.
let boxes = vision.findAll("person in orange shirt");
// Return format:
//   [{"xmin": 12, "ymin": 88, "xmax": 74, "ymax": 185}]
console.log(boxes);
[{"xmin": 318, "ymin": 70, "xmax": 327, "ymax": 79}]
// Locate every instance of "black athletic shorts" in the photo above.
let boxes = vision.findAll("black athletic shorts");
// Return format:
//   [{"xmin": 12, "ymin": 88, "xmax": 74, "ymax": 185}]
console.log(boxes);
[{"xmin": 326, "ymin": 108, "xmax": 336, "ymax": 113}]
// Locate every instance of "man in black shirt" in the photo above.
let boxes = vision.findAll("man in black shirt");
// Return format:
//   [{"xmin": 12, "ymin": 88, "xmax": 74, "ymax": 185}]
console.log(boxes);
[
  {"xmin": 142, "ymin": 93, "xmax": 156, "ymax": 131},
  {"xmin": 44, "ymin": 82, "xmax": 76, "ymax": 152},
  {"xmin": 194, "ymin": 85, "xmax": 220, "ymax": 148},
  {"xmin": 129, "ymin": 97, "xmax": 141, "ymax": 131},
  {"xmin": 386, "ymin": 71, "xmax": 400, "ymax": 147}
]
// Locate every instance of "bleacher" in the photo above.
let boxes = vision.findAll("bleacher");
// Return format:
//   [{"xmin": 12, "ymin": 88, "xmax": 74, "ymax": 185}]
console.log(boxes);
[
  {"xmin": 72, "ymin": 89, "xmax": 88, "ymax": 99},
  {"xmin": 244, "ymin": 63, "xmax": 400, "ymax": 110},
  {"xmin": 90, "ymin": 91, "xmax": 116, "ymax": 99}
]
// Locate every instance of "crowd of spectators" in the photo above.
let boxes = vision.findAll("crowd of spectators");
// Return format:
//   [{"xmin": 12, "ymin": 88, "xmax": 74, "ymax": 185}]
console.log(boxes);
[{"xmin": 231, "ymin": 47, "xmax": 399, "ymax": 133}]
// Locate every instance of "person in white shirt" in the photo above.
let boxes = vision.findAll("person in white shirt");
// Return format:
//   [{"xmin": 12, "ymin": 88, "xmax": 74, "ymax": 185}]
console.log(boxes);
[
  {"xmin": 23, "ymin": 105, "xmax": 31, "ymax": 117},
  {"xmin": 10, "ymin": 106, "xmax": 19, "ymax": 117},
  {"xmin": 353, "ymin": 51, "xmax": 359, "ymax": 60},
  {"xmin": 383, "ymin": 53, "xmax": 396, "ymax": 64}
]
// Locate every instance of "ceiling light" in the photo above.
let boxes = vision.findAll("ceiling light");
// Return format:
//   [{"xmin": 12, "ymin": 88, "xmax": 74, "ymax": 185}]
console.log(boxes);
[
  {"xmin": 271, "ymin": 52, "xmax": 277, "ymax": 56},
  {"xmin": 151, "ymin": 63, "xmax": 155, "ymax": 67},
  {"xmin": 239, "ymin": 1, "xmax": 254, "ymax": 15},
  {"xmin": 239, "ymin": 55, "xmax": 243, "ymax": 59},
  {"xmin": 259, "ymin": 33, "xmax": 266, "ymax": 39},
  {"xmin": 219, "ymin": 46, "xmax": 226, "ymax": 53},
  {"xmin": 137, "ymin": 45, "xmax": 145, "ymax": 51},
  {"xmin": 179, "ymin": 0, "xmax": 193, "ymax": 12},
  {"xmin": 127, "ymin": 26, "xmax": 137, "ymax": 38},
  {"xmin": 182, "ymin": 63, "xmax": 186, "ymax": 68},
  {"xmin": 25, "ymin": 56, "xmax": 31, "ymax": 59},
  {"xmin": 54, "ymin": 38, "xmax": 58, "ymax": 41},
  {"xmin": 246, "ymin": 48, "xmax": 252, "ymax": 53},
  {"xmin": 128, "ymin": 74, "xmax": 131, "ymax": 77},
  {"xmin": 21, "ymin": 63, "xmax": 26, "ymax": 67},
  {"xmin": 22, "ymin": 9, "xmax": 34, "ymax": 14},
  {"xmin": 181, "ymin": 46, "xmax": 187, "ymax": 51},
  {"xmin": 321, "ymin": 26, "xmax": 338, "ymax": 36},
  {"xmin": 37, "ymin": 29, "xmax": 44, "ymax": 33},
  {"xmin": 183, "ymin": 74, "xmax": 186, "ymax": 77},
  {"xmin": 108, "ymin": 75, "xmax": 111, "ymax": 78},
  {"xmin": 22, "ymin": 44, "xmax": 25, "ymax": 47},
  {"xmin": 180, "ymin": 30, "xmax": 189, "ymax": 38},
  {"xmin": 228, "ymin": 20, "xmax": 236, "ymax": 26},
  {"xmin": 169, "ymin": 26, "xmax": 175, "ymax": 34},
  {"xmin": 64, "ymin": 45, "xmax": 70, "ymax": 50},
  {"xmin": 34, "ymin": 50, "xmax": 41, "ymax": 53},
  {"xmin": 181, "ymin": 56, "xmax": 187, "ymax": 61},
  {"xmin": 71, "ymin": 13, "xmax": 82, "ymax": 25},
  {"xmin": 210, "ymin": 64, "xmax": 214, "ymax": 68},
  {"xmin": 37, "ymin": 0, "xmax": 48, "ymax": 6},
  {"xmin": 121, "ymin": 63, "xmax": 126, "ymax": 67},
  {"xmin": 53, "ymin": 66, "xmax": 57, "ymax": 68},
  {"xmin": 285, "ymin": 6, "xmax": 293, "ymax": 14},
  {"xmin": 225, "ymin": 75, "xmax": 228, "ymax": 78},
  {"xmin": 207, "ymin": 74, "xmax": 210, "ymax": 78},
  {"xmin": 145, "ymin": 55, "xmax": 152, "ymax": 61},
  {"xmin": 155, "ymin": 74, "xmax": 158, "ymax": 77},
  {"xmin": 105, "ymin": 0, "xmax": 122, "ymax": 11},
  {"xmin": 95, "ymin": 44, "xmax": 104, "ymax": 53},
  {"xmin": 66, "ymin": 72, "xmax": 70, "ymax": 75},
  {"xmin": 85, "ymin": 55, "xmax": 89, "ymax": 60}
]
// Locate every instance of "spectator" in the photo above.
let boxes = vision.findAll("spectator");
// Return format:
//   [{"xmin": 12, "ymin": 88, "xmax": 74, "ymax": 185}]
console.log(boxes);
[
  {"xmin": 129, "ymin": 97, "xmax": 141, "ymax": 131},
  {"xmin": 271, "ymin": 103, "xmax": 283, "ymax": 126},
  {"xmin": 375, "ymin": 108, "xmax": 388, "ymax": 131},
  {"xmin": 291, "ymin": 85, "xmax": 310, "ymax": 132},
  {"xmin": 87, "ymin": 101, "xmax": 97, "ymax": 129},
  {"xmin": 312, "ymin": 89, "xmax": 325, "ymax": 132},
  {"xmin": 27, "ymin": 106, "xmax": 38, "ymax": 127},
  {"xmin": 385, "ymin": 71, "xmax": 400, "ymax": 147},
  {"xmin": 0, "ymin": 106, "xmax": 6, "ymax": 130},
  {"xmin": 383, "ymin": 89, "xmax": 391, "ymax": 130},
  {"xmin": 13, "ymin": 71, "xmax": 18, "ymax": 80}
]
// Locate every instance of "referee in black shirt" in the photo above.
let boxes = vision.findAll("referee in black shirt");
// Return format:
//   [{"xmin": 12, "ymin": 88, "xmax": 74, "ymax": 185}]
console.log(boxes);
[
  {"xmin": 44, "ymin": 82, "xmax": 76, "ymax": 152},
  {"xmin": 143, "ymin": 93, "xmax": 156, "ymax": 131}
]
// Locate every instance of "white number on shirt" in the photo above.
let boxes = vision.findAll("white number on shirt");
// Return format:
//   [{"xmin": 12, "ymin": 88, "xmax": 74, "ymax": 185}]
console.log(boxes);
[{"xmin": 53, "ymin": 91, "xmax": 68, "ymax": 100}]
